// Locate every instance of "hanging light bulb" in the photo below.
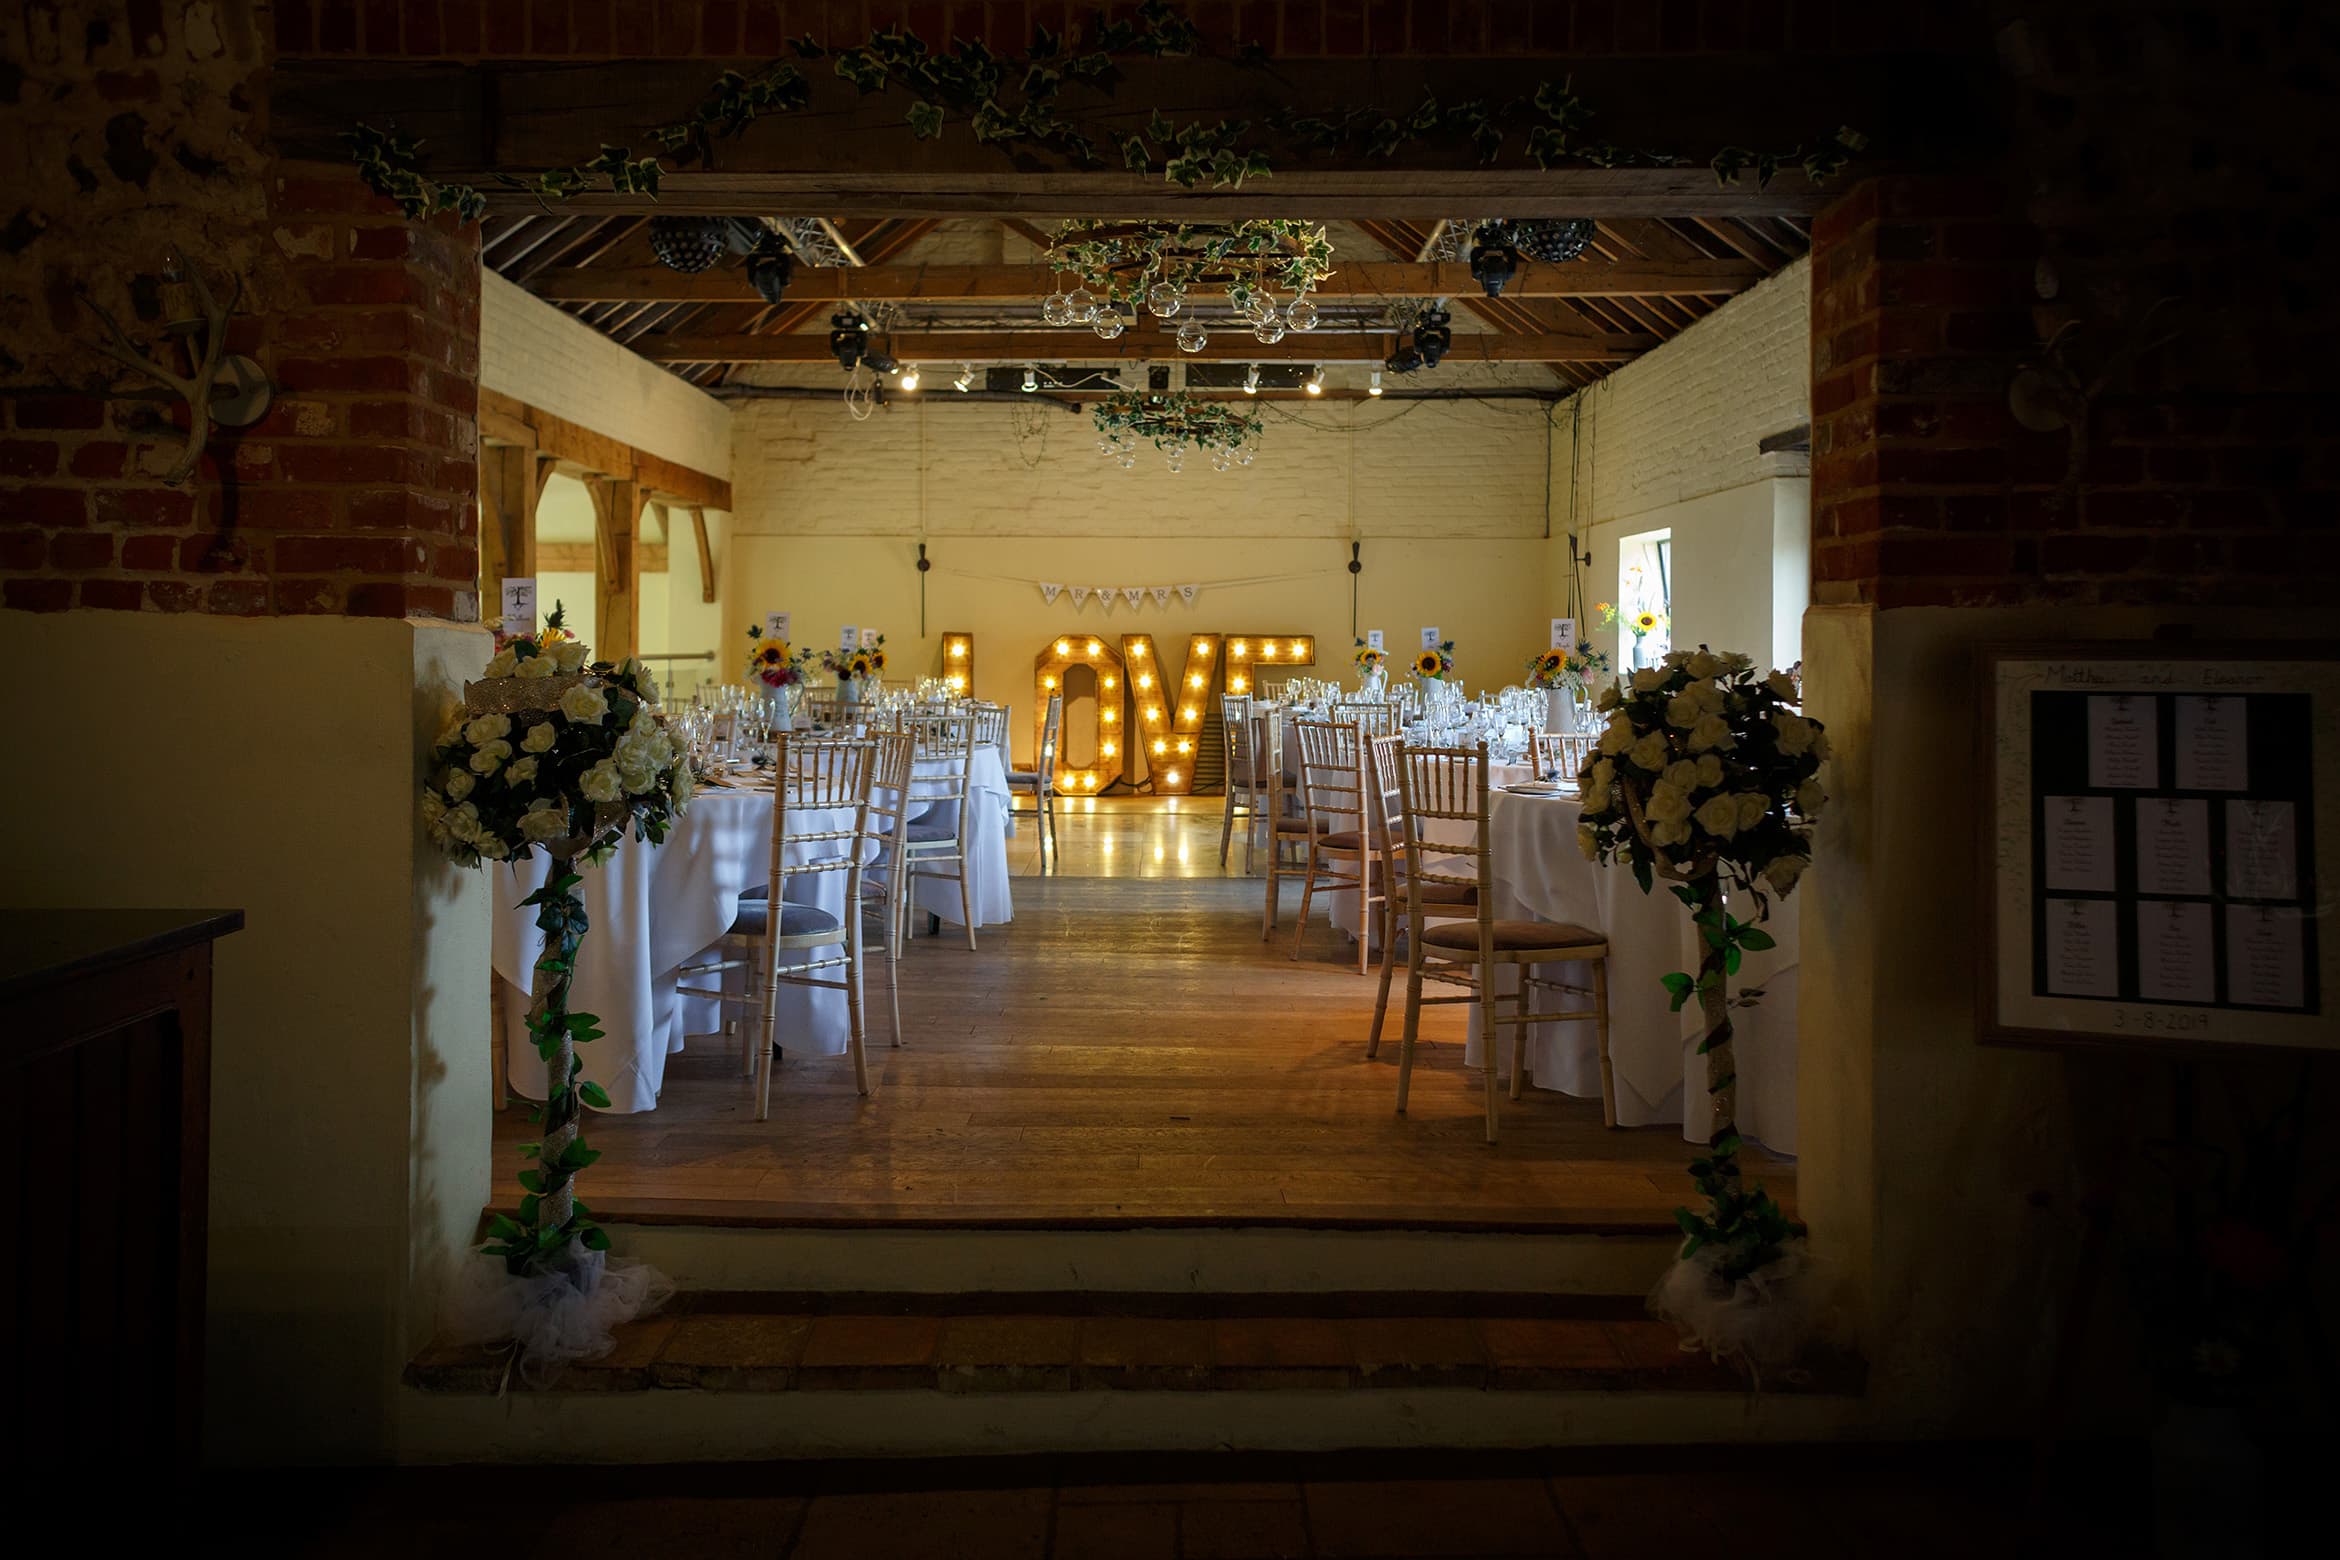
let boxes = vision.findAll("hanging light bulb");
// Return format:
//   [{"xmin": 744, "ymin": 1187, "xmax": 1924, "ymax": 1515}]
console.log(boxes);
[
  {"xmin": 1147, "ymin": 281, "xmax": 1181, "ymax": 318},
  {"xmin": 1022, "ymin": 365, "xmax": 1038, "ymax": 393},
  {"xmin": 1243, "ymin": 364, "xmax": 1260, "ymax": 395},
  {"xmin": 1176, "ymin": 319, "xmax": 1209, "ymax": 353},
  {"xmin": 1368, "ymin": 368, "xmax": 1383, "ymax": 396},
  {"xmin": 1286, "ymin": 296, "xmax": 1320, "ymax": 333},
  {"xmin": 1304, "ymin": 365, "xmax": 1325, "ymax": 396},
  {"xmin": 953, "ymin": 362, "xmax": 974, "ymax": 392},
  {"xmin": 898, "ymin": 364, "xmax": 920, "ymax": 390}
]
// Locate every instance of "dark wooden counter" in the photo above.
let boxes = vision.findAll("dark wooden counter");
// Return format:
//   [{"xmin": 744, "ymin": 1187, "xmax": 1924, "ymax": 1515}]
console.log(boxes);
[{"xmin": 1, "ymin": 907, "xmax": 242, "ymax": 1469}]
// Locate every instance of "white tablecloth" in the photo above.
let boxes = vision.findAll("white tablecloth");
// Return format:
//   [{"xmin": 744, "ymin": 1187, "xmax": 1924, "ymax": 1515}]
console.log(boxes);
[
  {"xmin": 494, "ymin": 745, "xmax": 1013, "ymax": 1112},
  {"xmin": 1329, "ymin": 785, "xmax": 1799, "ymax": 1151}
]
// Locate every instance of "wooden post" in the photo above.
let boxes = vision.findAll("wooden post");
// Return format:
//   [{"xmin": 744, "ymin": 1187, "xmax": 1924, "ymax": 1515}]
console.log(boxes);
[
  {"xmin": 591, "ymin": 476, "xmax": 642, "ymax": 663},
  {"xmin": 479, "ymin": 440, "xmax": 542, "ymax": 610},
  {"xmin": 690, "ymin": 505, "xmax": 716, "ymax": 604}
]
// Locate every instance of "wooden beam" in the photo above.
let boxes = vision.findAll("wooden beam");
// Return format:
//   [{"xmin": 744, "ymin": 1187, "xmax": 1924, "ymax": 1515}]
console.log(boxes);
[
  {"xmin": 639, "ymin": 329, "xmax": 1654, "ymax": 365},
  {"xmin": 689, "ymin": 506, "xmax": 716, "ymax": 605},
  {"xmin": 476, "ymin": 386, "xmax": 733, "ymax": 510},
  {"xmin": 527, "ymin": 257, "xmax": 1762, "ymax": 305},
  {"xmin": 479, "ymin": 439, "xmax": 541, "ymax": 609},
  {"xmin": 272, "ymin": 54, "xmax": 1975, "ymax": 218},
  {"xmin": 539, "ymin": 541, "xmax": 669, "ymax": 573},
  {"xmin": 589, "ymin": 477, "xmax": 644, "ymax": 663}
]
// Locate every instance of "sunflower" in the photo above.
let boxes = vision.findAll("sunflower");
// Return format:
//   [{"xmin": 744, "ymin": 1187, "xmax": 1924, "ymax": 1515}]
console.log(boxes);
[
  {"xmin": 1414, "ymin": 649, "xmax": 1445, "ymax": 677},
  {"xmin": 756, "ymin": 645, "xmax": 784, "ymax": 667},
  {"xmin": 1632, "ymin": 610, "xmax": 1660, "ymax": 635}
]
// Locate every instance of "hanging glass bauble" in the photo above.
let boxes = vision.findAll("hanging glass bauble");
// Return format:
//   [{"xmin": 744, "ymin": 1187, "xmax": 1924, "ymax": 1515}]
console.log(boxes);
[
  {"xmin": 1094, "ymin": 312, "xmax": 1127, "ymax": 340},
  {"xmin": 1236, "ymin": 442, "xmax": 1255, "ymax": 466},
  {"xmin": 1042, "ymin": 292, "xmax": 1074, "ymax": 326},
  {"xmin": 1285, "ymin": 297, "xmax": 1320, "ymax": 333},
  {"xmin": 1165, "ymin": 448, "xmax": 1185, "ymax": 472},
  {"xmin": 1176, "ymin": 319, "xmax": 1209, "ymax": 353},
  {"xmin": 1253, "ymin": 318, "xmax": 1286, "ymax": 345},
  {"xmin": 1147, "ymin": 283, "xmax": 1181, "ymax": 318},
  {"xmin": 1210, "ymin": 450, "xmax": 1232, "ymax": 471},
  {"xmin": 1065, "ymin": 288, "xmax": 1097, "ymax": 323},
  {"xmin": 1249, "ymin": 290, "xmax": 1280, "ymax": 322}
]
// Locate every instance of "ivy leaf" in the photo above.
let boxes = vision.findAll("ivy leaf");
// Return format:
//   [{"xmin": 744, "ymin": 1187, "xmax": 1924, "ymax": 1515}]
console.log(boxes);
[
  {"xmin": 906, "ymin": 101, "xmax": 945, "ymax": 140},
  {"xmin": 578, "ymin": 1080, "xmax": 612, "ymax": 1110},
  {"xmin": 834, "ymin": 49, "xmax": 888, "ymax": 93},
  {"xmin": 790, "ymin": 35, "xmax": 825, "ymax": 59},
  {"xmin": 1030, "ymin": 22, "xmax": 1061, "ymax": 58},
  {"xmin": 1659, "ymin": 971, "xmax": 1694, "ymax": 1012},
  {"xmin": 1121, "ymin": 134, "xmax": 1151, "ymax": 173}
]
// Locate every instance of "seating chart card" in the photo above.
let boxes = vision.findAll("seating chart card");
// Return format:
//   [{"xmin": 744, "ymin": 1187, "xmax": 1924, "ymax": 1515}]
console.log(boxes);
[{"xmin": 1982, "ymin": 645, "xmax": 2335, "ymax": 1055}]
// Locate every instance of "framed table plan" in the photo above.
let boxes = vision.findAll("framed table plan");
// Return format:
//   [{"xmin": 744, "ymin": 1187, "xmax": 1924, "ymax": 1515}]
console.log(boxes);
[{"xmin": 1978, "ymin": 642, "xmax": 2338, "ymax": 1055}]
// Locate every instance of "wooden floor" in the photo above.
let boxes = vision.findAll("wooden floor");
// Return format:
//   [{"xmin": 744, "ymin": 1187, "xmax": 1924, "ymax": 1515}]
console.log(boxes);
[{"xmin": 494, "ymin": 803, "xmax": 1793, "ymax": 1230}]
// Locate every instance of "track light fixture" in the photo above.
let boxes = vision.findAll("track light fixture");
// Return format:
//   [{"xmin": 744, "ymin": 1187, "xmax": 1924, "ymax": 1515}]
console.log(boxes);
[
  {"xmin": 1022, "ymin": 365, "xmax": 1039, "ymax": 393},
  {"xmin": 953, "ymin": 363, "xmax": 974, "ymax": 392},
  {"xmin": 1304, "ymin": 365, "xmax": 1325, "ymax": 396},
  {"xmin": 898, "ymin": 364, "xmax": 920, "ymax": 390},
  {"xmin": 1368, "ymin": 368, "xmax": 1383, "ymax": 396},
  {"xmin": 828, "ymin": 310, "xmax": 872, "ymax": 371},
  {"xmin": 1243, "ymin": 364, "xmax": 1260, "ymax": 395}
]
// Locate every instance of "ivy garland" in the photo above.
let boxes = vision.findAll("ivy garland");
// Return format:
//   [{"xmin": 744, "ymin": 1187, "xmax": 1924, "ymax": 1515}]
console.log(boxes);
[
  {"xmin": 342, "ymin": 2, "xmax": 1863, "ymax": 222},
  {"xmin": 1048, "ymin": 218, "xmax": 1334, "ymax": 310},
  {"xmin": 1093, "ymin": 390, "xmax": 1263, "ymax": 454}
]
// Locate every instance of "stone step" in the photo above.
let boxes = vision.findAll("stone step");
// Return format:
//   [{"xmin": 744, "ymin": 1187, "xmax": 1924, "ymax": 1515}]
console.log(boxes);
[
  {"xmin": 579, "ymin": 1219, "xmax": 1683, "ymax": 1297},
  {"xmin": 406, "ymin": 1289, "xmax": 1863, "ymax": 1400}
]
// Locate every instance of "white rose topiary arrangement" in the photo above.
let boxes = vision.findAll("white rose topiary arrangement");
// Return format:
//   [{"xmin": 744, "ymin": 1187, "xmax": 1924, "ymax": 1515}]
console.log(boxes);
[
  {"xmin": 1576, "ymin": 646, "xmax": 1831, "ymax": 1371},
  {"xmin": 422, "ymin": 604, "xmax": 692, "ymax": 1378}
]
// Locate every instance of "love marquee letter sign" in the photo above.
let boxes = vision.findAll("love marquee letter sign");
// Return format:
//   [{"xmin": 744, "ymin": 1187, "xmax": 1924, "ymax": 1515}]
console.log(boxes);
[{"xmin": 1027, "ymin": 631, "xmax": 1317, "ymax": 795}]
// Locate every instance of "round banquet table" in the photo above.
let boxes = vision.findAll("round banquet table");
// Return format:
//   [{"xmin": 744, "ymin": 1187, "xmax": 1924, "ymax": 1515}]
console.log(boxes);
[
  {"xmin": 494, "ymin": 744, "xmax": 1014, "ymax": 1113},
  {"xmin": 1326, "ymin": 783, "xmax": 1799, "ymax": 1151}
]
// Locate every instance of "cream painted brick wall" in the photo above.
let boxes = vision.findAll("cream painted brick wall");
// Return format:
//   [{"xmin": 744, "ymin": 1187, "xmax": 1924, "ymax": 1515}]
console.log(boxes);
[
  {"xmin": 732, "ymin": 394, "xmax": 1554, "ymax": 540},
  {"xmin": 479, "ymin": 270, "xmax": 733, "ymax": 479},
  {"xmin": 1557, "ymin": 257, "xmax": 1810, "ymax": 528}
]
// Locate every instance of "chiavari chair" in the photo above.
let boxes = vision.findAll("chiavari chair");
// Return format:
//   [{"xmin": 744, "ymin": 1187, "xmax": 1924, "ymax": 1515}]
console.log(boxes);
[
  {"xmin": 1290, "ymin": 718, "xmax": 1400, "ymax": 975},
  {"xmin": 899, "ymin": 711, "xmax": 979, "ymax": 949},
  {"xmin": 679, "ymin": 734, "xmax": 879, "ymax": 1116},
  {"xmin": 1389, "ymin": 741, "xmax": 1616, "ymax": 1141},
  {"xmin": 1219, "ymin": 693, "xmax": 1276, "ymax": 874},
  {"xmin": 1005, "ymin": 691, "xmax": 1061, "ymax": 868},
  {"xmin": 968, "ymin": 701, "xmax": 1010, "ymax": 755},
  {"xmin": 857, "ymin": 728, "xmax": 918, "ymax": 1049},
  {"xmin": 1332, "ymin": 699, "xmax": 1404, "ymax": 737},
  {"xmin": 1364, "ymin": 734, "xmax": 1479, "ymax": 1060},
  {"xmin": 801, "ymin": 693, "xmax": 846, "ymax": 727},
  {"xmin": 1531, "ymin": 732, "xmax": 1593, "ymax": 784}
]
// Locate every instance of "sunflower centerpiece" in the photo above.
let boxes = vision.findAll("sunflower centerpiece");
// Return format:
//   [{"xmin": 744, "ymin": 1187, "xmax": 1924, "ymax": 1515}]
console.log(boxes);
[
  {"xmin": 1352, "ymin": 638, "xmax": 1389, "ymax": 698},
  {"xmin": 1526, "ymin": 639, "xmax": 1614, "ymax": 732},
  {"xmin": 821, "ymin": 636, "xmax": 886, "ymax": 703},
  {"xmin": 744, "ymin": 623, "xmax": 811, "ymax": 727}
]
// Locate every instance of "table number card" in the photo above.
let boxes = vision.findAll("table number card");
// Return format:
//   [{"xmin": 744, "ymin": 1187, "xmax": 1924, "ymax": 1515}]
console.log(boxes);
[
  {"xmin": 859, "ymin": 627, "xmax": 882, "ymax": 649},
  {"xmin": 765, "ymin": 611, "xmax": 790, "ymax": 642},
  {"xmin": 1983, "ymin": 645, "xmax": 2334, "ymax": 1056},
  {"xmin": 1419, "ymin": 626, "xmax": 1442, "ymax": 649},
  {"xmin": 1366, "ymin": 629, "xmax": 1384, "ymax": 651},
  {"xmin": 1551, "ymin": 617, "xmax": 1577, "ymax": 651},
  {"xmin": 838, "ymin": 624, "xmax": 859, "ymax": 652},
  {"xmin": 500, "ymin": 578, "xmax": 536, "ymax": 637}
]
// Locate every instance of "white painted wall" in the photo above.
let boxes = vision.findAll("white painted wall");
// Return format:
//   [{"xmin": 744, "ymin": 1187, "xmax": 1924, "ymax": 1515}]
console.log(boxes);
[
  {"xmin": 1547, "ymin": 258, "xmax": 1813, "ymax": 674},
  {"xmin": 728, "ymin": 394, "xmax": 1558, "ymax": 756}
]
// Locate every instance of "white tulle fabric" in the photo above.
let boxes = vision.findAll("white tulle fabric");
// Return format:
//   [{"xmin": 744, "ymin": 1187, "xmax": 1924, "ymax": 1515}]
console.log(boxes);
[
  {"xmin": 1647, "ymin": 1240, "xmax": 1834, "ymax": 1383},
  {"xmin": 440, "ymin": 1249, "xmax": 676, "ymax": 1387}
]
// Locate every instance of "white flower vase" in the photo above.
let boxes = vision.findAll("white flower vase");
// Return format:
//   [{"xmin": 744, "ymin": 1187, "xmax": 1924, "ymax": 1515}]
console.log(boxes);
[
  {"xmin": 767, "ymin": 683, "xmax": 797, "ymax": 732},
  {"xmin": 1545, "ymin": 687, "xmax": 1578, "ymax": 733},
  {"xmin": 837, "ymin": 676, "xmax": 861, "ymax": 708},
  {"xmin": 1360, "ymin": 666, "xmax": 1388, "ymax": 699}
]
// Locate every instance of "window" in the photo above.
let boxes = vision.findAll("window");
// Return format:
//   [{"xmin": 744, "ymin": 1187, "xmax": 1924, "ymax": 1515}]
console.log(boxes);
[{"xmin": 1617, "ymin": 529, "xmax": 1672, "ymax": 670}]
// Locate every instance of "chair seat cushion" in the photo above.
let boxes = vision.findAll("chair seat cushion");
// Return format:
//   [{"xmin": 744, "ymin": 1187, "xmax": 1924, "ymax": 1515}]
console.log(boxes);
[
  {"xmin": 904, "ymin": 820, "xmax": 957, "ymax": 843},
  {"xmin": 1315, "ymin": 829, "xmax": 1368, "ymax": 851},
  {"xmin": 1005, "ymin": 768, "xmax": 1040, "ymax": 784},
  {"xmin": 1407, "ymin": 878, "xmax": 1479, "ymax": 906},
  {"xmin": 1420, "ymin": 919, "xmax": 1604, "ymax": 953},
  {"xmin": 1272, "ymin": 815, "xmax": 1324, "ymax": 835},
  {"xmin": 728, "ymin": 899, "xmax": 842, "ymax": 938}
]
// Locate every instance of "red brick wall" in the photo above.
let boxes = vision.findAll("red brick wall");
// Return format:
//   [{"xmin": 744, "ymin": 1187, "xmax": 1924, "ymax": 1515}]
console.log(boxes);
[
  {"xmin": 1808, "ymin": 2, "xmax": 2340, "ymax": 610},
  {"xmin": 0, "ymin": 166, "xmax": 480, "ymax": 619},
  {"xmin": 1, "ymin": 4, "xmax": 483, "ymax": 621},
  {"xmin": 274, "ymin": 0, "xmax": 1974, "ymax": 58}
]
